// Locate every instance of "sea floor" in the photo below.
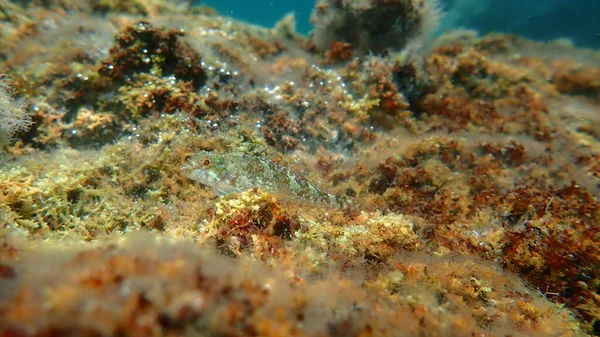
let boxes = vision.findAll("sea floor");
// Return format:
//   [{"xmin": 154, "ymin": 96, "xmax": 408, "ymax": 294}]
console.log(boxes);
[{"xmin": 0, "ymin": 1, "xmax": 598, "ymax": 336}]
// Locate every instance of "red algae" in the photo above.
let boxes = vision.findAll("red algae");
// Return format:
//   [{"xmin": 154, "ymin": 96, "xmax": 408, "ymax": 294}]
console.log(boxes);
[{"xmin": 0, "ymin": 0, "xmax": 599, "ymax": 336}]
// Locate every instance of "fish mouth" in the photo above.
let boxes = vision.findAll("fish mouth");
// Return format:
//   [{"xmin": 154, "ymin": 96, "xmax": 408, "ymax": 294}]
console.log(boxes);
[
  {"xmin": 184, "ymin": 168, "xmax": 237, "ymax": 197},
  {"xmin": 183, "ymin": 167, "xmax": 211, "ymax": 183},
  {"xmin": 182, "ymin": 166, "xmax": 222, "ymax": 186},
  {"xmin": 180, "ymin": 166, "xmax": 198, "ymax": 181}
]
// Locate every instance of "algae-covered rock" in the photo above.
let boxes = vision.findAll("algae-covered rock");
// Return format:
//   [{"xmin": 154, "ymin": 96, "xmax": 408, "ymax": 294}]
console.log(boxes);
[{"xmin": 0, "ymin": 0, "xmax": 598, "ymax": 334}]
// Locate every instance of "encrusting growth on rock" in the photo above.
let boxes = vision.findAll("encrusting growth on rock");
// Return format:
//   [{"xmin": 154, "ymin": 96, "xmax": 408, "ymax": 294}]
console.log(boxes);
[
  {"xmin": 0, "ymin": 0, "xmax": 598, "ymax": 335},
  {"xmin": 311, "ymin": 0, "xmax": 442, "ymax": 54}
]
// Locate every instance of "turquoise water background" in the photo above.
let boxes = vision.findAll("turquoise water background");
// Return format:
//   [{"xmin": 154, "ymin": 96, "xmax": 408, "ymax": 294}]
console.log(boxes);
[{"xmin": 197, "ymin": 0, "xmax": 599, "ymax": 49}]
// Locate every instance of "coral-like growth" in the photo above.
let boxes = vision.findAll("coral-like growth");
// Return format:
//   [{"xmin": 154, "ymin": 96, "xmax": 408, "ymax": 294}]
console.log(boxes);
[
  {"xmin": 204, "ymin": 189, "xmax": 301, "ymax": 258},
  {"xmin": 310, "ymin": 0, "xmax": 442, "ymax": 54},
  {"xmin": 325, "ymin": 41, "xmax": 353, "ymax": 63},
  {"xmin": 499, "ymin": 182, "xmax": 600, "ymax": 328},
  {"xmin": 114, "ymin": 74, "xmax": 202, "ymax": 119},
  {"xmin": 14, "ymin": 0, "xmax": 192, "ymax": 16},
  {"xmin": 332, "ymin": 211, "xmax": 420, "ymax": 261},
  {"xmin": 99, "ymin": 21, "xmax": 207, "ymax": 89},
  {"xmin": 552, "ymin": 63, "xmax": 600, "ymax": 100},
  {"xmin": 343, "ymin": 56, "xmax": 411, "ymax": 126},
  {"xmin": 0, "ymin": 77, "xmax": 30, "ymax": 147},
  {"xmin": 0, "ymin": 0, "xmax": 599, "ymax": 335},
  {"xmin": 0, "ymin": 232, "xmax": 587, "ymax": 337}
]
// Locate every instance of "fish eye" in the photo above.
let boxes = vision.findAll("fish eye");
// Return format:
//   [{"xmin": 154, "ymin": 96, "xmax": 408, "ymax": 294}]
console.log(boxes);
[{"xmin": 201, "ymin": 158, "xmax": 212, "ymax": 166}]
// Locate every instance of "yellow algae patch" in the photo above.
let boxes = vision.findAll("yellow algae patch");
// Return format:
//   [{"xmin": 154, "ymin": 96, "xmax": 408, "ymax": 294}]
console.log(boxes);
[{"xmin": 336, "ymin": 212, "xmax": 420, "ymax": 259}]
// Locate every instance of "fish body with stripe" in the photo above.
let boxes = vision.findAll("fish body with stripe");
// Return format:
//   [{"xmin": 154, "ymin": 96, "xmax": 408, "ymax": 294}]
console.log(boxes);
[{"xmin": 182, "ymin": 151, "xmax": 348, "ymax": 207}]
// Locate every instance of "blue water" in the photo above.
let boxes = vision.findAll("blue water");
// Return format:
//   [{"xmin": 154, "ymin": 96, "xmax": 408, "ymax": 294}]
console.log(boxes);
[{"xmin": 197, "ymin": 0, "xmax": 600, "ymax": 49}]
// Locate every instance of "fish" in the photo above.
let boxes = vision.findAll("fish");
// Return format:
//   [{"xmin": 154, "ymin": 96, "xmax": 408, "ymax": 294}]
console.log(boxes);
[{"xmin": 181, "ymin": 150, "xmax": 350, "ymax": 207}]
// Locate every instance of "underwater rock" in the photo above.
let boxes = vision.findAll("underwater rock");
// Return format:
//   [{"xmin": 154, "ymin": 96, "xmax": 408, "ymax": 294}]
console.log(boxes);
[
  {"xmin": 310, "ymin": 0, "xmax": 442, "ymax": 54},
  {"xmin": 99, "ymin": 21, "xmax": 207, "ymax": 89},
  {"xmin": 0, "ymin": 0, "xmax": 598, "ymax": 334}
]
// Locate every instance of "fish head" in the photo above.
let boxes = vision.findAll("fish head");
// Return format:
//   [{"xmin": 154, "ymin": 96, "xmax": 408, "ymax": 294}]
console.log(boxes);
[{"xmin": 181, "ymin": 150, "xmax": 239, "ymax": 196}]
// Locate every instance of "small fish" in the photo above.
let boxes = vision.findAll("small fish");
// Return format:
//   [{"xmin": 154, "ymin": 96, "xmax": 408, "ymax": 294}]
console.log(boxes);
[{"xmin": 182, "ymin": 150, "xmax": 349, "ymax": 207}]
